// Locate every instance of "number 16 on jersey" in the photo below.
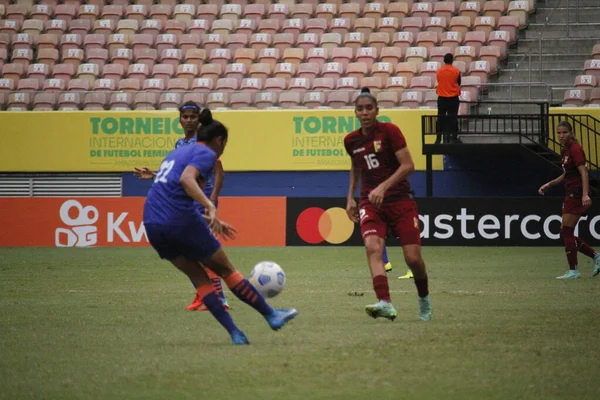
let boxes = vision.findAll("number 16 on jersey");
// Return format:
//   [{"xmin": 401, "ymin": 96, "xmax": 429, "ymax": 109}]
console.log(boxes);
[{"xmin": 364, "ymin": 153, "xmax": 379, "ymax": 170}]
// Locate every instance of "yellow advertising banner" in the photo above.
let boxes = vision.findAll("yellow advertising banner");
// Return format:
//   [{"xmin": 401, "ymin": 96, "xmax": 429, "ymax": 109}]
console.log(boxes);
[{"xmin": 0, "ymin": 109, "xmax": 441, "ymax": 172}]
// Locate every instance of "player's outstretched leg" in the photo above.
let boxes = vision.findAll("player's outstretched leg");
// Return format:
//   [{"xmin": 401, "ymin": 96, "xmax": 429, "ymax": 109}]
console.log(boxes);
[
  {"xmin": 364, "ymin": 236, "xmax": 397, "ymax": 321},
  {"xmin": 185, "ymin": 277, "xmax": 203, "ymax": 311},
  {"xmin": 197, "ymin": 268, "xmax": 230, "ymax": 312},
  {"xmin": 203, "ymin": 249, "xmax": 298, "ymax": 331},
  {"xmin": 402, "ymin": 244, "xmax": 431, "ymax": 321},
  {"xmin": 574, "ymin": 237, "xmax": 600, "ymax": 277},
  {"xmin": 382, "ymin": 246, "xmax": 393, "ymax": 273},
  {"xmin": 557, "ymin": 226, "xmax": 581, "ymax": 279},
  {"xmin": 172, "ymin": 257, "xmax": 248, "ymax": 345}
]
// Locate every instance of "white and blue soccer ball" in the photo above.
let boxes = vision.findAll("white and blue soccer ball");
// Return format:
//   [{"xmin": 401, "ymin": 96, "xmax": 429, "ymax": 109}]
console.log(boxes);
[{"xmin": 249, "ymin": 261, "xmax": 286, "ymax": 298}]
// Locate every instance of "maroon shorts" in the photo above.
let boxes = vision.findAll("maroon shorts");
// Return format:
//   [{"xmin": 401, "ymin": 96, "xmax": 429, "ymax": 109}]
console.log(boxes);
[
  {"xmin": 563, "ymin": 195, "xmax": 589, "ymax": 216},
  {"xmin": 359, "ymin": 199, "xmax": 421, "ymax": 246}
]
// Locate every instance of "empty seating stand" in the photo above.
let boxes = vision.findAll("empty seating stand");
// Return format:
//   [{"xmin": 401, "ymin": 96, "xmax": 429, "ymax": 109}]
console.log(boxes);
[{"xmin": 0, "ymin": 0, "xmax": 531, "ymax": 110}]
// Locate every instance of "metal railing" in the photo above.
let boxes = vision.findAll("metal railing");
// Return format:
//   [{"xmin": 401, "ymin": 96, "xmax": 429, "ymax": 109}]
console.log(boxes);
[{"xmin": 421, "ymin": 100, "xmax": 550, "ymax": 146}]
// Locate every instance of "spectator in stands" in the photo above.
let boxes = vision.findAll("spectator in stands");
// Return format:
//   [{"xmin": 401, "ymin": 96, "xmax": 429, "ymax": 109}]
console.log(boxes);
[{"xmin": 436, "ymin": 53, "xmax": 462, "ymax": 144}]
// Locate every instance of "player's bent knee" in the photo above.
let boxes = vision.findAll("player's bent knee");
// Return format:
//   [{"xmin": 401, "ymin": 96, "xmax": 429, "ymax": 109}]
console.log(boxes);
[{"xmin": 364, "ymin": 235, "xmax": 384, "ymax": 256}]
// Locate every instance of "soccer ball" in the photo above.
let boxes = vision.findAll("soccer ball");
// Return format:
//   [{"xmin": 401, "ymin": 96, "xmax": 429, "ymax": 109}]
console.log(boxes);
[{"xmin": 249, "ymin": 261, "xmax": 286, "ymax": 298}]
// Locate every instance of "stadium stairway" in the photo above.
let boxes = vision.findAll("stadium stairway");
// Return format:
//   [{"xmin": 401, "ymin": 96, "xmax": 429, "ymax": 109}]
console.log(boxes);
[{"xmin": 486, "ymin": 0, "xmax": 600, "ymax": 107}]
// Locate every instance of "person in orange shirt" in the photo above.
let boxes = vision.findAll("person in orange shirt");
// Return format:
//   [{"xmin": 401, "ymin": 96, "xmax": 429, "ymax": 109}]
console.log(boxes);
[{"xmin": 436, "ymin": 53, "xmax": 462, "ymax": 144}]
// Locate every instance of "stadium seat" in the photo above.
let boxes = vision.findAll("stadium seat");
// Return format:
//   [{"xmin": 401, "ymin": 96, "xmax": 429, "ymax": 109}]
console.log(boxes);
[
  {"xmin": 589, "ymin": 88, "xmax": 600, "ymax": 105},
  {"xmin": 28, "ymin": 64, "xmax": 50, "ymax": 85},
  {"xmin": 297, "ymin": 63, "xmax": 320, "ymax": 80},
  {"xmin": 240, "ymin": 77, "xmax": 264, "ymax": 92},
  {"xmin": 377, "ymin": 91, "xmax": 400, "ymax": 108},
  {"xmin": 401, "ymin": 90, "xmax": 424, "ymax": 108},
  {"xmin": 93, "ymin": 78, "xmax": 117, "ymax": 92},
  {"xmin": 392, "ymin": 32, "xmax": 415, "ymax": 51},
  {"xmin": 584, "ymin": 60, "xmax": 600, "ymax": 78},
  {"xmin": 574, "ymin": 75, "xmax": 598, "ymax": 89},
  {"xmin": 507, "ymin": 1, "xmax": 530, "ymax": 28},
  {"xmin": 563, "ymin": 89, "xmax": 588, "ymax": 107},
  {"xmin": 386, "ymin": 76, "xmax": 410, "ymax": 92},
  {"xmin": 192, "ymin": 77, "xmax": 215, "ymax": 92}
]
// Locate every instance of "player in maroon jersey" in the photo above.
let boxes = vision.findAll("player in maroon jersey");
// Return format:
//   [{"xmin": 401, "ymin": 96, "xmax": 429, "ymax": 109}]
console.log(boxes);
[
  {"xmin": 538, "ymin": 121, "xmax": 599, "ymax": 279},
  {"xmin": 344, "ymin": 88, "xmax": 431, "ymax": 321}
]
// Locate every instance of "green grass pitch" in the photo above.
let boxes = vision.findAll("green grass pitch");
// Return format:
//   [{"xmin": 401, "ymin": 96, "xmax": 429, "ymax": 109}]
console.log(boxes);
[{"xmin": 1, "ymin": 247, "xmax": 599, "ymax": 400}]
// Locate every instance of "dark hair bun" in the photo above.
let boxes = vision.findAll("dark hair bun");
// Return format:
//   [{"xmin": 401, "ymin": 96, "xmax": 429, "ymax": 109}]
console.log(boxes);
[
  {"xmin": 360, "ymin": 87, "xmax": 371, "ymax": 94},
  {"xmin": 199, "ymin": 108, "xmax": 213, "ymax": 125}
]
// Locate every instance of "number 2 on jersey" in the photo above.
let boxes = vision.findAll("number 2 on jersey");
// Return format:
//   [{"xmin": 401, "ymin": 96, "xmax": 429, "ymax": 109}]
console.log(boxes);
[
  {"xmin": 364, "ymin": 153, "xmax": 379, "ymax": 170},
  {"xmin": 155, "ymin": 160, "xmax": 175, "ymax": 183}
]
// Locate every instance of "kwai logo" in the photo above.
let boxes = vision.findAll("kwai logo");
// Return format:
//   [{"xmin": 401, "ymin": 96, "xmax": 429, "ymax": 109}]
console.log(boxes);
[{"xmin": 55, "ymin": 200, "xmax": 99, "ymax": 247}]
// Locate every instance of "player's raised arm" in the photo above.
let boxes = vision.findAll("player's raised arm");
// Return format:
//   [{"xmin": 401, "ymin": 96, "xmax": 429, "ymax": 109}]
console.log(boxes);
[{"xmin": 133, "ymin": 167, "xmax": 156, "ymax": 179}]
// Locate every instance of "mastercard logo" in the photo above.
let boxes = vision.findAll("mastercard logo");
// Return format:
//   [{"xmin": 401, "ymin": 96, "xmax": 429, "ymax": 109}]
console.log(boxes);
[{"xmin": 296, "ymin": 207, "xmax": 355, "ymax": 244}]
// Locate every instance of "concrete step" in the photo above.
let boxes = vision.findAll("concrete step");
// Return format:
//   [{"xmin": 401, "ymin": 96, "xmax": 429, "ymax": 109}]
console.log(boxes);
[
  {"xmin": 514, "ymin": 38, "xmax": 598, "ymax": 52},
  {"xmin": 507, "ymin": 53, "xmax": 589, "ymax": 64},
  {"xmin": 524, "ymin": 23, "xmax": 600, "ymax": 39},
  {"xmin": 495, "ymin": 69, "xmax": 580, "ymax": 85},
  {"xmin": 484, "ymin": 85, "xmax": 554, "ymax": 101},
  {"xmin": 505, "ymin": 60, "xmax": 586, "ymax": 70},
  {"xmin": 458, "ymin": 135, "xmax": 525, "ymax": 145},
  {"xmin": 529, "ymin": 7, "xmax": 600, "ymax": 24}
]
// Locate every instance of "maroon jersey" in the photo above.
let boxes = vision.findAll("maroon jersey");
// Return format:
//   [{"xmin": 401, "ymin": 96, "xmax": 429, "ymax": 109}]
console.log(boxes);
[
  {"xmin": 344, "ymin": 121, "xmax": 413, "ymax": 204},
  {"xmin": 561, "ymin": 139, "xmax": 586, "ymax": 196}
]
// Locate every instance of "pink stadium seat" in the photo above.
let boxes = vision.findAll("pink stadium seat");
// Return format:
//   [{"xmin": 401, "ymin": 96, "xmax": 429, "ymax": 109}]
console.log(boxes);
[
  {"xmin": 220, "ymin": 3, "xmax": 242, "ymax": 21},
  {"xmin": 249, "ymin": 62, "xmax": 272, "ymax": 80},
  {"xmin": 224, "ymin": 62, "xmax": 246, "ymax": 80},
  {"xmin": 434, "ymin": 1, "xmax": 456, "ymax": 20},
  {"xmin": 178, "ymin": 34, "xmax": 201, "ymax": 53},
  {"xmin": 93, "ymin": 78, "xmax": 117, "ymax": 92},
  {"xmin": 3, "ymin": 63, "xmax": 25, "ymax": 83},
  {"xmin": 430, "ymin": 46, "xmax": 453, "ymax": 63},
  {"xmin": 20, "ymin": 20, "xmax": 43, "ymax": 39},
  {"xmin": 297, "ymin": 62, "xmax": 320, "ymax": 80},
  {"xmin": 450, "ymin": 16, "xmax": 471, "ymax": 36},
  {"xmin": 337, "ymin": 76, "xmax": 359, "ymax": 91},
  {"xmin": 12, "ymin": 33, "xmax": 34, "ymax": 51},
  {"xmin": 563, "ymin": 89, "xmax": 588, "ymax": 107},
  {"xmin": 465, "ymin": 31, "xmax": 487, "ymax": 53},
  {"xmin": 200, "ymin": 63, "xmax": 223, "ymax": 81},
  {"xmin": 326, "ymin": 90, "xmax": 348, "ymax": 108},
  {"xmin": 150, "ymin": 5, "xmax": 173, "ymax": 26},
  {"xmin": 274, "ymin": 62, "xmax": 296, "ymax": 80},
  {"xmin": 345, "ymin": 62, "xmax": 368, "ymax": 80},
  {"xmin": 8, "ymin": 92, "xmax": 33, "ymax": 109},
  {"xmin": 79, "ymin": 4, "xmax": 100, "ymax": 21},
  {"xmin": 303, "ymin": 91, "xmax": 326, "ymax": 109},
  {"xmin": 258, "ymin": 19, "xmax": 280, "ymax": 37},
  {"xmin": 412, "ymin": 2, "xmax": 433, "ymax": 22},
  {"xmin": 290, "ymin": 3, "xmax": 313, "ymax": 21},
  {"xmin": 589, "ymin": 88, "xmax": 600, "ymax": 105},
  {"xmin": 401, "ymin": 90, "xmax": 424, "ymax": 108},
  {"xmin": 243, "ymin": 4, "xmax": 265, "ymax": 23},
  {"xmin": 240, "ymin": 77, "xmax": 264, "ymax": 91},
  {"xmin": 488, "ymin": 31, "xmax": 509, "ymax": 59},
  {"xmin": 126, "ymin": 5, "xmax": 148, "ymax": 22},
  {"xmin": 591, "ymin": 44, "xmax": 600, "ymax": 60},
  {"xmin": 254, "ymin": 91, "xmax": 276, "ymax": 109},
  {"xmin": 361, "ymin": 76, "xmax": 383, "ymax": 93},
  {"xmin": 483, "ymin": 1, "xmax": 507, "ymax": 21},
  {"xmin": 322, "ymin": 62, "xmax": 344, "ymax": 80},
  {"xmin": 264, "ymin": 77, "xmax": 286, "ymax": 92},
  {"xmin": 12, "ymin": 49, "xmax": 33, "ymax": 69},
  {"xmin": 160, "ymin": 49, "xmax": 183, "ymax": 68},
  {"xmin": 206, "ymin": 91, "xmax": 229, "ymax": 108},
  {"xmin": 164, "ymin": 20, "xmax": 185, "ymax": 37},
  {"xmin": 143, "ymin": 78, "xmax": 166, "ymax": 92},
  {"xmin": 330, "ymin": 18, "xmax": 351, "ymax": 36},
  {"xmin": 31, "ymin": 5, "xmax": 53, "ymax": 22},
  {"xmin": 288, "ymin": 77, "xmax": 311, "ymax": 92},
  {"xmin": 131, "ymin": 33, "xmax": 154, "ymax": 52},
  {"xmin": 306, "ymin": 18, "xmax": 328, "ymax": 36},
  {"xmin": 396, "ymin": 62, "xmax": 418, "ymax": 84},
  {"xmin": 364, "ymin": 2, "xmax": 385, "ymax": 20},
  {"xmin": 102, "ymin": 5, "xmax": 124, "ymax": 23},
  {"xmin": 283, "ymin": 48, "xmax": 305, "ymax": 67},
  {"xmin": 386, "ymin": 76, "xmax": 409, "ymax": 92},
  {"xmin": 313, "ymin": 77, "xmax": 335, "ymax": 91},
  {"xmin": 426, "ymin": 16, "xmax": 448, "ymax": 35},
  {"xmin": 368, "ymin": 32, "xmax": 390, "ymax": 51},
  {"xmin": 70, "ymin": 19, "xmax": 92, "ymax": 36},
  {"xmin": 159, "ymin": 92, "xmax": 183, "ymax": 110},
  {"xmin": 43, "ymin": 78, "xmax": 67, "ymax": 91},
  {"xmin": 0, "ymin": 78, "xmax": 15, "ymax": 93},
  {"xmin": 371, "ymin": 62, "xmax": 393, "ymax": 79},
  {"xmin": 28, "ymin": 64, "xmax": 50, "ymax": 85},
  {"xmin": 209, "ymin": 48, "xmax": 231, "ymax": 67},
  {"xmin": 378, "ymin": 17, "xmax": 400, "ymax": 37},
  {"xmin": 6, "ymin": 5, "xmax": 26, "ymax": 24},
  {"xmin": 0, "ymin": 20, "xmax": 20, "ymax": 38},
  {"xmin": 459, "ymin": 1, "xmax": 480, "ymax": 24},
  {"xmin": 420, "ymin": 61, "xmax": 441, "ymax": 81},
  {"xmin": 331, "ymin": 47, "xmax": 353, "ymax": 68},
  {"xmin": 184, "ymin": 48, "xmax": 207, "ymax": 67},
  {"xmin": 234, "ymin": 48, "xmax": 256, "ymax": 69},
  {"xmin": 134, "ymin": 91, "xmax": 159, "ymax": 110},
  {"xmin": 469, "ymin": 60, "xmax": 491, "ymax": 85},
  {"xmin": 17, "ymin": 78, "xmax": 41, "ymax": 91},
  {"xmin": 54, "ymin": 5, "xmax": 77, "ymax": 23},
  {"xmin": 498, "ymin": 16, "xmax": 520, "ymax": 44},
  {"xmin": 230, "ymin": 92, "xmax": 254, "ymax": 109},
  {"xmin": 94, "ymin": 19, "xmax": 116, "ymax": 38},
  {"xmin": 256, "ymin": 47, "xmax": 278, "ymax": 68},
  {"xmin": 268, "ymin": 4, "xmax": 289, "ymax": 23},
  {"xmin": 387, "ymin": 2, "xmax": 409, "ymax": 20},
  {"xmin": 175, "ymin": 63, "xmax": 198, "ymax": 85},
  {"xmin": 416, "ymin": 31, "xmax": 439, "ymax": 51},
  {"xmin": 307, "ymin": 48, "xmax": 327, "ymax": 68},
  {"xmin": 401, "ymin": 17, "xmax": 423, "ymax": 36},
  {"xmin": 279, "ymin": 91, "xmax": 302, "ymax": 109},
  {"xmin": 45, "ymin": 20, "xmax": 66, "ymax": 37},
  {"xmin": 344, "ymin": 32, "xmax": 365, "ymax": 52},
  {"xmin": 583, "ymin": 60, "xmax": 600, "ymax": 78},
  {"xmin": 226, "ymin": 33, "xmax": 249, "ymax": 52},
  {"xmin": 455, "ymin": 45, "xmax": 477, "ymax": 65},
  {"xmin": 59, "ymin": 91, "xmax": 82, "ymax": 109},
  {"xmin": 111, "ymin": 48, "xmax": 133, "ymax": 69},
  {"xmin": 250, "ymin": 33, "xmax": 272, "ymax": 50},
  {"xmin": 174, "ymin": 4, "xmax": 195, "ymax": 21},
  {"xmin": 297, "ymin": 33, "xmax": 320, "ymax": 53},
  {"xmin": 377, "ymin": 91, "xmax": 400, "ymax": 108},
  {"xmin": 197, "ymin": 5, "xmax": 218, "ymax": 23},
  {"xmin": 405, "ymin": 47, "xmax": 428, "ymax": 67},
  {"xmin": 216, "ymin": 77, "xmax": 239, "ymax": 92},
  {"xmin": 211, "ymin": 19, "xmax": 234, "ymax": 36},
  {"xmin": 156, "ymin": 34, "xmax": 178, "ymax": 54},
  {"xmin": 354, "ymin": 18, "xmax": 376, "ymax": 36},
  {"xmin": 60, "ymin": 34, "xmax": 83, "ymax": 52},
  {"xmin": 108, "ymin": 33, "xmax": 129, "ymax": 53},
  {"xmin": 479, "ymin": 46, "xmax": 501, "ymax": 74},
  {"xmin": 118, "ymin": 78, "xmax": 141, "ymax": 91},
  {"xmin": 127, "ymin": 63, "xmax": 150, "ymax": 82},
  {"xmin": 109, "ymin": 91, "xmax": 134, "ymax": 109},
  {"xmin": 507, "ymin": 1, "xmax": 530, "ymax": 28},
  {"xmin": 392, "ymin": 32, "xmax": 415, "ymax": 51},
  {"xmin": 410, "ymin": 76, "xmax": 434, "ymax": 90},
  {"xmin": 84, "ymin": 34, "xmax": 106, "ymax": 52},
  {"xmin": 574, "ymin": 75, "xmax": 599, "ymax": 90},
  {"xmin": 68, "ymin": 78, "xmax": 91, "ymax": 92},
  {"xmin": 316, "ymin": 3, "xmax": 337, "ymax": 23},
  {"xmin": 167, "ymin": 78, "xmax": 190, "ymax": 91},
  {"xmin": 236, "ymin": 18, "xmax": 256, "ymax": 36},
  {"xmin": 103, "ymin": 64, "xmax": 124, "ymax": 81}
]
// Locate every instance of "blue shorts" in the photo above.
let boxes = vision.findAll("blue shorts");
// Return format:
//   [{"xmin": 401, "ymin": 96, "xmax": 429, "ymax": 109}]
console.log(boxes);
[{"xmin": 145, "ymin": 214, "xmax": 221, "ymax": 261}]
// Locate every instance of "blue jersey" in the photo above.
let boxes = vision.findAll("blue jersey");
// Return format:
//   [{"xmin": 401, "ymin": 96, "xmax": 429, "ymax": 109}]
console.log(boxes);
[
  {"xmin": 175, "ymin": 136, "xmax": 214, "ymax": 196},
  {"xmin": 144, "ymin": 143, "xmax": 217, "ymax": 225}
]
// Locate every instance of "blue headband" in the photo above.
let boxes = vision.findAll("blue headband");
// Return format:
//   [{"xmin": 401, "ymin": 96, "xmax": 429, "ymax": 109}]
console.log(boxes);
[{"xmin": 180, "ymin": 105, "xmax": 200, "ymax": 111}]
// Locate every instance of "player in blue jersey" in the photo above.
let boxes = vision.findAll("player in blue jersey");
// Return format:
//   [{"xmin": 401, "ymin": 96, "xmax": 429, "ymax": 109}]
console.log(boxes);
[
  {"xmin": 143, "ymin": 108, "xmax": 298, "ymax": 345},
  {"xmin": 134, "ymin": 101, "xmax": 228, "ymax": 311}
]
